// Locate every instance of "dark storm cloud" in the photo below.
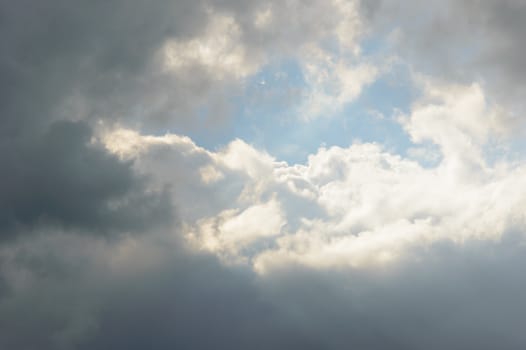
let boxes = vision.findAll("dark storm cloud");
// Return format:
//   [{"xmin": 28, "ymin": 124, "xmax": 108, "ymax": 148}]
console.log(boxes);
[
  {"xmin": 80, "ymin": 237, "xmax": 526, "ymax": 350},
  {"xmin": 2, "ymin": 231, "xmax": 526, "ymax": 350},
  {"xmin": 0, "ymin": 0, "xmax": 212, "ymax": 239},
  {"xmin": 0, "ymin": 0, "xmax": 211, "ymax": 134},
  {"xmin": 0, "ymin": 0, "xmax": 281, "ymax": 135},
  {"xmin": 0, "ymin": 120, "xmax": 171, "ymax": 238}
]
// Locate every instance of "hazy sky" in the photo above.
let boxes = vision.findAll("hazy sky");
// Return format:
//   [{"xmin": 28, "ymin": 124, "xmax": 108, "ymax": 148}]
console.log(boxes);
[{"xmin": 2, "ymin": 1, "xmax": 526, "ymax": 349}]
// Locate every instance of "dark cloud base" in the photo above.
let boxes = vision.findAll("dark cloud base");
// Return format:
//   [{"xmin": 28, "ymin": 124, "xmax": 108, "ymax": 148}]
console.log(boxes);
[
  {"xmin": 2, "ymin": 233, "xmax": 526, "ymax": 349},
  {"xmin": 80, "ymin": 239, "xmax": 526, "ymax": 350},
  {"xmin": 0, "ymin": 120, "xmax": 171, "ymax": 239}
]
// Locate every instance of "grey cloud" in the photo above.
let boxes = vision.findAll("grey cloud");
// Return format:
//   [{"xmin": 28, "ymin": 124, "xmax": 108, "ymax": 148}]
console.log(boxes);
[
  {"xmin": 0, "ymin": 0, "xmax": 223, "ymax": 240},
  {"xmin": 0, "ymin": 120, "xmax": 171, "ymax": 239},
  {"xmin": 0, "ymin": 0, "xmax": 211, "ymax": 134},
  {"xmin": 368, "ymin": 0, "xmax": 526, "ymax": 116},
  {"xmin": 0, "ymin": 0, "xmax": 225, "ymax": 134},
  {"xmin": 0, "ymin": 0, "xmax": 371, "ymax": 135},
  {"xmin": 2, "ymin": 230, "xmax": 526, "ymax": 349},
  {"xmin": 3, "ymin": 1, "xmax": 526, "ymax": 349}
]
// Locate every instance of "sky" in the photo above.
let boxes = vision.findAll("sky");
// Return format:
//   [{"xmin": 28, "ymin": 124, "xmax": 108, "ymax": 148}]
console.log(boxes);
[{"xmin": 2, "ymin": 1, "xmax": 526, "ymax": 349}]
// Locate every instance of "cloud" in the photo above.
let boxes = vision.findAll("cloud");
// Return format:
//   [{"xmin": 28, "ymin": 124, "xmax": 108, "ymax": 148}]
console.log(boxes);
[
  {"xmin": 0, "ymin": 0, "xmax": 376, "ymax": 138},
  {"xmin": 161, "ymin": 10, "xmax": 258, "ymax": 80},
  {"xmin": 299, "ymin": 50, "xmax": 378, "ymax": 120},
  {"xmin": 0, "ymin": 120, "xmax": 171, "ymax": 240},
  {"xmin": 399, "ymin": 76, "xmax": 511, "ymax": 178},
  {"xmin": 0, "ymin": 0, "xmax": 374, "ymax": 241},
  {"xmin": 367, "ymin": 0, "xmax": 526, "ymax": 124},
  {"xmin": 187, "ymin": 197, "xmax": 285, "ymax": 260},
  {"xmin": 3, "ymin": 1, "xmax": 526, "ymax": 349},
  {"xmin": 101, "ymin": 79, "xmax": 526, "ymax": 274},
  {"xmin": 3, "ymin": 222, "xmax": 526, "ymax": 349}
]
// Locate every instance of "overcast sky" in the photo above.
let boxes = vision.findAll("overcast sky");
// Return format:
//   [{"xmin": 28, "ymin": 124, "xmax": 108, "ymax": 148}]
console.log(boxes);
[{"xmin": 2, "ymin": 1, "xmax": 526, "ymax": 349}]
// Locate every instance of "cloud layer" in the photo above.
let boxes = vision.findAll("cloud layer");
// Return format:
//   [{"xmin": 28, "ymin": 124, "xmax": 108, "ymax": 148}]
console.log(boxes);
[{"xmin": 2, "ymin": 0, "xmax": 526, "ymax": 349}]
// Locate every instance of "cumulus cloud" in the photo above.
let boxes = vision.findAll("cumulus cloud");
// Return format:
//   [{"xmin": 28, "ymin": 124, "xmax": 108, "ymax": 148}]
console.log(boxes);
[
  {"xmin": 3, "ymin": 0, "xmax": 526, "ymax": 349},
  {"xmin": 187, "ymin": 198, "xmax": 285, "ymax": 260},
  {"xmin": 0, "ymin": 0, "xmax": 375, "ymax": 241},
  {"xmin": 102, "ymin": 79, "xmax": 526, "ymax": 274}
]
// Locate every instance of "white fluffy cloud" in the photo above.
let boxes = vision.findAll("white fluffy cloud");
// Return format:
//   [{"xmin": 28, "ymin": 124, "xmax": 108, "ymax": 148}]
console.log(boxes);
[
  {"xmin": 102, "ymin": 77, "xmax": 526, "ymax": 274},
  {"xmin": 162, "ymin": 11, "xmax": 258, "ymax": 80}
]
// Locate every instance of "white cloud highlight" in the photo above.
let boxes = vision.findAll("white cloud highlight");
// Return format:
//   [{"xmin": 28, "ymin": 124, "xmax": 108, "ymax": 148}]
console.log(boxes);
[
  {"xmin": 162, "ymin": 11, "xmax": 258, "ymax": 79},
  {"xmin": 101, "ymin": 79, "xmax": 526, "ymax": 274}
]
